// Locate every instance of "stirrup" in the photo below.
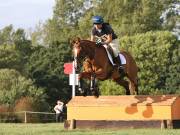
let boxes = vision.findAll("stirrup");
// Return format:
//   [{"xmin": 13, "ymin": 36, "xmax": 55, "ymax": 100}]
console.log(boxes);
[
  {"xmin": 118, "ymin": 65, "xmax": 124, "ymax": 70},
  {"xmin": 113, "ymin": 64, "xmax": 118, "ymax": 67}
]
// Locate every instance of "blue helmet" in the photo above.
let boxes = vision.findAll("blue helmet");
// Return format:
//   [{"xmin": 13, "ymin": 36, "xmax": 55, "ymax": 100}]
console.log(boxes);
[{"xmin": 92, "ymin": 16, "xmax": 104, "ymax": 24}]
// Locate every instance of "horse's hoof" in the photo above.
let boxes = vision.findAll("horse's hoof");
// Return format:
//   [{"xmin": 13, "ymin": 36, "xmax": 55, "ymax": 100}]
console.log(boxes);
[
  {"xmin": 83, "ymin": 89, "xmax": 87, "ymax": 97},
  {"xmin": 94, "ymin": 94, "xmax": 99, "ymax": 98},
  {"xmin": 90, "ymin": 87, "xmax": 94, "ymax": 91},
  {"xmin": 83, "ymin": 93, "xmax": 87, "ymax": 97},
  {"xmin": 78, "ymin": 88, "xmax": 84, "ymax": 93},
  {"xmin": 92, "ymin": 90, "xmax": 99, "ymax": 98}
]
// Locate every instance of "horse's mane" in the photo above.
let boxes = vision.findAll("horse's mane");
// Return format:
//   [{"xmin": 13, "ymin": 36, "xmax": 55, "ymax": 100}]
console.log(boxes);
[
  {"xmin": 81, "ymin": 40, "xmax": 95, "ymax": 45},
  {"xmin": 81, "ymin": 39, "xmax": 93, "ymax": 42},
  {"xmin": 78, "ymin": 40, "xmax": 97, "ymax": 59},
  {"xmin": 80, "ymin": 40, "xmax": 97, "ymax": 49}
]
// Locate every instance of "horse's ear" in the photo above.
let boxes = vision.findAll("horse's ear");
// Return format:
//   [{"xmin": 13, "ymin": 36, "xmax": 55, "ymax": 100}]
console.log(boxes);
[
  {"xmin": 74, "ymin": 37, "xmax": 81, "ymax": 43},
  {"xmin": 76, "ymin": 37, "xmax": 81, "ymax": 42}
]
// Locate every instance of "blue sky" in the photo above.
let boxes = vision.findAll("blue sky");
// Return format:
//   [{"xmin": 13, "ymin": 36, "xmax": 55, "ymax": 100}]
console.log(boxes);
[{"xmin": 0, "ymin": 0, "xmax": 55, "ymax": 30}]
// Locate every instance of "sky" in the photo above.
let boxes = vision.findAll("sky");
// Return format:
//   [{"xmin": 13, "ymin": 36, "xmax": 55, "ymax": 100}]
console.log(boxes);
[{"xmin": 0, "ymin": 0, "xmax": 55, "ymax": 30}]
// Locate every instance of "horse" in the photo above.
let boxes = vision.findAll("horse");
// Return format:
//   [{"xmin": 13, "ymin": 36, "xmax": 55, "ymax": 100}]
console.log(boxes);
[{"xmin": 71, "ymin": 37, "xmax": 138, "ymax": 97}]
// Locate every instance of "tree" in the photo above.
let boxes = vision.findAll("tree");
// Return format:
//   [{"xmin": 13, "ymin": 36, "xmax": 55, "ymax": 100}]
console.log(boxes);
[
  {"xmin": 165, "ymin": 39, "xmax": 180, "ymax": 93},
  {"xmin": 160, "ymin": 1, "xmax": 180, "ymax": 38},
  {"xmin": 31, "ymin": 22, "xmax": 47, "ymax": 46},
  {"xmin": 13, "ymin": 29, "xmax": 32, "ymax": 74},
  {"xmin": 0, "ymin": 26, "xmax": 32, "ymax": 74},
  {"xmin": 120, "ymin": 31, "xmax": 179, "ymax": 94},
  {"xmin": 0, "ymin": 25, "xmax": 14, "ymax": 45},
  {"xmin": 95, "ymin": 0, "xmax": 173, "ymax": 36},
  {"xmin": 0, "ymin": 45, "xmax": 21, "ymax": 70},
  {"xmin": 41, "ymin": 0, "xmax": 86, "ymax": 44},
  {"xmin": 27, "ymin": 42, "xmax": 72, "ymax": 106},
  {"xmin": 0, "ymin": 69, "xmax": 46, "ymax": 106},
  {"xmin": 31, "ymin": 0, "xmax": 94, "ymax": 45}
]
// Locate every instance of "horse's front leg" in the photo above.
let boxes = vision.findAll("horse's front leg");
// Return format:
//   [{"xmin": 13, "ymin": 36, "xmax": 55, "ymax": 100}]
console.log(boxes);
[
  {"xmin": 79, "ymin": 71, "xmax": 91, "ymax": 79},
  {"xmin": 90, "ymin": 73, "xmax": 96, "ymax": 91},
  {"xmin": 78, "ymin": 71, "xmax": 91, "ymax": 95},
  {"xmin": 90, "ymin": 73, "xmax": 99, "ymax": 97}
]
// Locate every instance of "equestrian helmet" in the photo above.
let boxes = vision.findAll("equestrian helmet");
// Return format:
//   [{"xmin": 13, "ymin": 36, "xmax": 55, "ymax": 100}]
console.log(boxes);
[{"xmin": 92, "ymin": 16, "xmax": 104, "ymax": 24}]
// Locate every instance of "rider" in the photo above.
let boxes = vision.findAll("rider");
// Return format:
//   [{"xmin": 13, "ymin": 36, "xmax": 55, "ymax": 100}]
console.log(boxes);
[{"xmin": 90, "ymin": 15, "xmax": 124, "ymax": 75}]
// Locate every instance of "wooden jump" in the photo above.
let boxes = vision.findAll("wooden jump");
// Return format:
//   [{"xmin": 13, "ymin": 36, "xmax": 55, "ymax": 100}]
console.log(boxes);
[{"xmin": 64, "ymin": 95, "xmax": 180, "ymax": 129}]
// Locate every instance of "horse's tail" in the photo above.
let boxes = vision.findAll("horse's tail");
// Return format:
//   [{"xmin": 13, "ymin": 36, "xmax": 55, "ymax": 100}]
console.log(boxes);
[{"xmin": 122, "ymin": 51, "xmax": 140, "ymax": 72}]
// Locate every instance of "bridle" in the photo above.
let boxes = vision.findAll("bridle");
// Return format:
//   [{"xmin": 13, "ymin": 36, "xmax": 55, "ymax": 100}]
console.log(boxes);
[{"xmin": 73, "ymin": 41, "xmax": 86, "ymax": 71}]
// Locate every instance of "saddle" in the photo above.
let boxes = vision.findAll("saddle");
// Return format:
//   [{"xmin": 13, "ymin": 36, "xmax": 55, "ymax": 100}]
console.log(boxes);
[{"xmin": 102, "ymin": 45, "xmax": 126, "ymax": 66}]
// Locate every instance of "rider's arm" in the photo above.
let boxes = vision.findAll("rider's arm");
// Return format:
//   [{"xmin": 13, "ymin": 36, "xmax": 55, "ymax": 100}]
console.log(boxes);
[
  {"xmin": 103, "ymin": 34, "xmax": 112, "ymax": 44},
  {"xmin": 54, "ymin": 105, "xmax": 58, "ymax": 111},
  {"xmin": 90, "ymin": 35, "xmax": 95, "ymax": 42}
]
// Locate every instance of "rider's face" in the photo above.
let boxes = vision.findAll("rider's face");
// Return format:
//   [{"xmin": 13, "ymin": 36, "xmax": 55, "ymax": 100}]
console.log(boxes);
[{"xmin": 94, "ymin": 24, "xmax": 102, "ymax": 30}]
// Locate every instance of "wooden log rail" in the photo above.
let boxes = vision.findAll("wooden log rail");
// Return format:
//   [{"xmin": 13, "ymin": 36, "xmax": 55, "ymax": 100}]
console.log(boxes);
[{"xmin": 65, "ymin": 95, "xmax": 180, "ymax": 129}]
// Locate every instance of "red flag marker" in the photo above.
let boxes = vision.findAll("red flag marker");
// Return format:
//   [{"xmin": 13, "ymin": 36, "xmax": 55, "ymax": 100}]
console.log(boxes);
[{"xmin": 64, "ymin": 63, "xmax": 73, "ymax": 74}]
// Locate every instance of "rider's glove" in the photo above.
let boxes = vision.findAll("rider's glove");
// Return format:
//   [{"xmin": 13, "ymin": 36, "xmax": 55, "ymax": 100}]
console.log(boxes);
[{"xmin": 96, "ymin": 38, "xmax": 103, "ymax": 46}]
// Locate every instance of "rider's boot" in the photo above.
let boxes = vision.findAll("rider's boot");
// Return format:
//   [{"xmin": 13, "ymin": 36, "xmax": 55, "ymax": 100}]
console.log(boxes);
[{"xmin": 114, "ymin": 56, "xmax": 125, "ymax": 78}]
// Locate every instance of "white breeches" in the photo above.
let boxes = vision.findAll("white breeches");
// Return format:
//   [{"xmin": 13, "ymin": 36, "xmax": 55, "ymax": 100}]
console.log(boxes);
[{"xmin": 109, "ymin": 39, "xmax": 120, "ymax": 57}]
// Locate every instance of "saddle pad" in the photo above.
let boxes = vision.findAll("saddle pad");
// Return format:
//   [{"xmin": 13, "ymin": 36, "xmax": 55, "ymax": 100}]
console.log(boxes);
[
  {"xmin": 119, "ymin": 53, "xmax": 126, "ymax": 65},
  {"xmin": 103, "ymin": 45, "xmax": 126, "ymax": 65}
]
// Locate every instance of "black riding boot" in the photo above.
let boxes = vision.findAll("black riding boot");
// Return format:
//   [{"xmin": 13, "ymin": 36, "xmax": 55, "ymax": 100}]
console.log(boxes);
[{"xmin": 115, "ymin": 56, "xmax": 125, "ymax": 78}]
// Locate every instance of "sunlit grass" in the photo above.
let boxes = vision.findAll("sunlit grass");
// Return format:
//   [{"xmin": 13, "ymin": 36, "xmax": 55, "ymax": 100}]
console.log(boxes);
[{"xmin": 0, "ymin": 123, "xmax": 180, "ymax": 135}]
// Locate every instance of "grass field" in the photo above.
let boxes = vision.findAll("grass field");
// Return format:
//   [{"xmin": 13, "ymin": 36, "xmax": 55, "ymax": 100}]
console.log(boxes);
[{"xmin": 0, "ymin": 123, "xmax": 180, "ymax": 135}]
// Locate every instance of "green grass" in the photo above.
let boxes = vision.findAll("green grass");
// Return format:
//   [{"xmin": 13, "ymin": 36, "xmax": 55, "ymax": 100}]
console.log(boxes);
[{"xmin": 0, "ymin": 123, "xmax": 180, "ymax": 135}]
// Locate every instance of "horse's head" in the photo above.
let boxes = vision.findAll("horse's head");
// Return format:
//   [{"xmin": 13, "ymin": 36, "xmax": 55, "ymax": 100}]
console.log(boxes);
[
  {"xmin": 71, "ymin": 37, "xmax": 84, "ymax": 71},
  {"xmin": 71, "ymin": 37, "xmax": 82, "ymax": 58},
  {"xmin": 71, "ymin": 37, "xmax": 96, "ymax": 71}
]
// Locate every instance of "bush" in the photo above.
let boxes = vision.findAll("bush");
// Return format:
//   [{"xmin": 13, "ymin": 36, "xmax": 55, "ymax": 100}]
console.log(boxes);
[
  {"xmin": 14, "ymin": 97, "xmax": 39, "ymax": 123},
  {"xmin": 120, "ymin": 31, "xmax": 179, "ymax": 94},
  {"xmin": 0, "ymin": 105, "xmax": 18, "ymax": 123},
  {"xmin": 99, "ymin": 80, "xmax": 125, "ymax": 95},
  {"xmin": 95, "ymin": 31, "xmax": 179, "ymax": 95},
  {"xmin": 0, "ymin": 69, "xmax": 46, "ymax": 106}
]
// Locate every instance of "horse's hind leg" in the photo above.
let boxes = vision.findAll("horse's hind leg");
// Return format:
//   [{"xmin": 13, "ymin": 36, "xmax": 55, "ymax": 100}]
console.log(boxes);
[
  {"xmin": 128, "ymin": 76, "xmax": 138, "ymax": 95},
  {"xmin": 129, "ymin": 80, "xmax": 138, "ymax": 95},
  {"xmin": 114, "ymin": 78, "xmax": 130, "ymax": 95}
]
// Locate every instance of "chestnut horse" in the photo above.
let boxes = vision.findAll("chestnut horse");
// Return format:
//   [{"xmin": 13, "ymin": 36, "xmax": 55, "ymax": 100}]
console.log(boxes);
[{"xmin": 72, "ymin": 37, "xmax": 138, "ymax": 96}]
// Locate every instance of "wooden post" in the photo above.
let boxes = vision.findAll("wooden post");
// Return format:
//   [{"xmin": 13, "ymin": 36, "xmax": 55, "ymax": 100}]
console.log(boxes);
[
  {"xmin": 167, "ymin": 120, "xmax": 173, "ymax": 129},
  {"xmin": 70, "ymin": 119, "xmax": 76, "ymax": 129},
  {"xmin": 24, "ymin": 111, "xmax": 27, "ymax": 123},
  {"xmin": 161, "ymin": 120, "xmax": 167, "ymax": 129}
]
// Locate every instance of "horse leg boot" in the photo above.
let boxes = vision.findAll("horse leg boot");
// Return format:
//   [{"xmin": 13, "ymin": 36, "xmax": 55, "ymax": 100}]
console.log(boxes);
[
  {"xmin": 78, "ymin": 79, "xmax": 83, "ymax": 93},
  {"xmin": 90, "ymin": 74, "xmax": 99, "ymax": 97},
  {"xmin": 115, "ymin": 56, "xmax": 125, "ymax": 79},
  {"xmin": 90, "ymin": 74, "xmax": 96, "ymax": 91}
]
